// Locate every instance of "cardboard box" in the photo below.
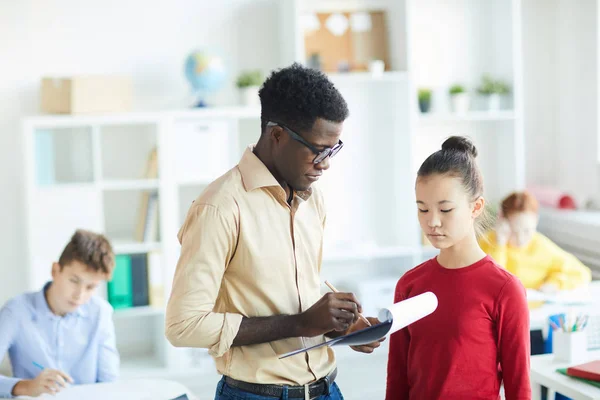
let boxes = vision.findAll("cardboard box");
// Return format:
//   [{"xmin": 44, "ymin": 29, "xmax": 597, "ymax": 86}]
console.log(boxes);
[{"xmin": 41, "ymin": 76, "xmax": 133, "ymax": 114}]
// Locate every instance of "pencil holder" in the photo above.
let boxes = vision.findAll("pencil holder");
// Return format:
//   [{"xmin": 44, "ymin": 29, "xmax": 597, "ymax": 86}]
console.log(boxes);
[{"xmin": 553, "ymin": 330, "xmax": 588, "ymax": 363}]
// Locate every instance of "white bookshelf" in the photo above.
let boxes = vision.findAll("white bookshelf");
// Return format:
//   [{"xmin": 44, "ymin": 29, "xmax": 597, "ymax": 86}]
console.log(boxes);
[
  {"xmin": 22, "ymin": 107, "xmax": 261, "ymax": 374},
  {"xmin": 417, "ymin": 111, "xmax": 517, "ymax": 123},
  {"xmin": 101, "ymin": 179, "xmax": 160, "ymax": 191}
]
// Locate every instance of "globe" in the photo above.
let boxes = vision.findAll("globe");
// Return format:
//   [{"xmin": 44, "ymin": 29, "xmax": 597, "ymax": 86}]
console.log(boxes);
[{"xmin": 184, "ymin": 50, "xmax": 227, "ymax": 107}]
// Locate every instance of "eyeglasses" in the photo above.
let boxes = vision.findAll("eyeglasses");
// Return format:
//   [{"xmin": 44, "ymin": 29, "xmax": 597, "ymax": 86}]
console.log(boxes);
[{"xmin": 267, "ymin": 121, "xmax": 344, "ymax": 164}]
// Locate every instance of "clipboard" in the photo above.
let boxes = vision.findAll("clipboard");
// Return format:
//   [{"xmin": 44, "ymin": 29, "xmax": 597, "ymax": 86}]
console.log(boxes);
[{"xmin": 279, "ymin": 291, "xmax": 438, "ymax": 359}]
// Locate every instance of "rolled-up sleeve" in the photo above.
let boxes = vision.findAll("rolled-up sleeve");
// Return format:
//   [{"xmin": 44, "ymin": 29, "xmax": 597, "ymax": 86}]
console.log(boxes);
[{"xmin": 165, "ymin": 202, "xmax": 243, "ymax": 357}]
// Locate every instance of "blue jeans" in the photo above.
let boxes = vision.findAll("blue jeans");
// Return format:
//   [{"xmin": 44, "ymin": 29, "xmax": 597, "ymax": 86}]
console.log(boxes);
[{"xmin": 214, "ymin": 377, "xmax": 345, "ymax": 400}]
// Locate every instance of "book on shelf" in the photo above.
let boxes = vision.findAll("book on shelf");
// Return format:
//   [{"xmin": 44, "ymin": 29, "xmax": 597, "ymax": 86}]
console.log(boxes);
[
  {"xmin": 107, "ymin": 255, "xmax": 133, "ymax": 309},
  {"xmin": 135, "ymin": 148, "xmax": 159, "ymax": 242},
  {"xmin": 567, "ymin": 360, "xmax": 600, "ymax": 382},
  {"xmin": 107, "ymin": 252, "xmax": 163, "ymax": 311},
  {"xmin": 34, "ymin": 130, "xmax": 55, "ymax": 185},
  {"xmin": 147, "ymin": 251, "xmax": 165, "ymax": 308},
  {"xmin": 557, "ymin": 366, "xmax": 600, "ymax": 388},
  {"xmin": 131, "ymin": 254, "xmax": 150, "ymax": 307}
]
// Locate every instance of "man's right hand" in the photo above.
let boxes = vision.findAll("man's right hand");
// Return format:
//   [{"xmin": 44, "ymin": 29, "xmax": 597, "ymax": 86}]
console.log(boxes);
[
  {"xmin": 300, "ymin": 292, "xmax": 362, "ymax": 337},
  {"xmin": 12, "ymin": 369, "xmax": 74, "ymax": 397}
]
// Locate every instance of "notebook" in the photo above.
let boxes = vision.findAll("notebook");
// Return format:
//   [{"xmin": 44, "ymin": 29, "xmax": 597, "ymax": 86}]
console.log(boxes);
[
  {"xmin": 566, "ymin": 360, "xmax": 600, "ymax": 382},
  {"xmin": 557, "ymin": 368, "xmax": 600, "ymax": 388}
]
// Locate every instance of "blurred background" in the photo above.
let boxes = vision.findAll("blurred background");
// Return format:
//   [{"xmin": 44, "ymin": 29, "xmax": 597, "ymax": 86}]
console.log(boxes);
[{"xmin": 1, "ymin": 0, "xmax": 599, "ymax": 398}]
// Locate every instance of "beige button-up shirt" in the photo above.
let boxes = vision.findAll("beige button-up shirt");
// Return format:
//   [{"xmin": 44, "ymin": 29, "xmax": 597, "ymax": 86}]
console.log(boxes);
[{"xmin": 165, "ymin": 147, "xmax": 335, "ymax": 385}]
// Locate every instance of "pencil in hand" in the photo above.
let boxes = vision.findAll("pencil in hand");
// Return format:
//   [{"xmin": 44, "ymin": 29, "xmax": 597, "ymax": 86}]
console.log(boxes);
[{"xmin": 324, "ymin": 280, "xmax": 372, "ymax": 327}]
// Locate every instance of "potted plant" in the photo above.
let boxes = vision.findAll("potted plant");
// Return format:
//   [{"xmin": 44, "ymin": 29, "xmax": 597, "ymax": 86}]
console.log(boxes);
[
  {"xmin": 236, "ymin": 70, "xmax": 263, "ymax": 106},
  {"xmin": 449, "ymin": 84, "xmax": 470, "ymax": 113},
  {"xmin": 477, "ymin": 75, "xmax": 511, "ymax": 111},
  {"xmin": 418, "ymin": 88, "xmax": 432, "ymax": 113}
]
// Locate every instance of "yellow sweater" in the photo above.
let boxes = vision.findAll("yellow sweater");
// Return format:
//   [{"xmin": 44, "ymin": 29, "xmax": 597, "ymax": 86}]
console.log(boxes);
[{"xmin": 479, "ymin": 231, "xmax": 592, "ymax": 290}]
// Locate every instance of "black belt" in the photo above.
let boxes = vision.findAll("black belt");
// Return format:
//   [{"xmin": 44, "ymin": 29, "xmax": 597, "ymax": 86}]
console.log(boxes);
[{"xmin": 224, "ymin": 368, "xmax": 337, "ymax": 399}]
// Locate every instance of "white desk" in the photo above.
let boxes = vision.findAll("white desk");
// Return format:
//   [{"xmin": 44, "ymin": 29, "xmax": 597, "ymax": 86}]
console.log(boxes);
[
  {"xmin": 17, "ymin": 378, "xmax": 197, "ymax": 400},
  {"xmin": 531, "ymin": 350, "xmax": 600, "ymax": 400},
  {"xmin": 529, "ymin": 281, "xmax": 600, "ymax": 331}
]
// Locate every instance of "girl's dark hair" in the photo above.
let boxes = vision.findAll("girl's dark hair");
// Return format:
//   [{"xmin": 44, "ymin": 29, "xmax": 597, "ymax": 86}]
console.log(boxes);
[{"xmin": 417, "ymin": 136, "xmax": 490, "ymax": 236}]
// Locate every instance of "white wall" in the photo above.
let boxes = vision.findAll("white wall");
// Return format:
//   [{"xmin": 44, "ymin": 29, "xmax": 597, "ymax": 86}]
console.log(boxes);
[
  {"xmin": 409, "ymin": 0, "xmax": 514, "ymax": 112},
  {"xmin": 555, "ymin": 0, "xmax": 598, "ymax": 202},
  {"xmin": 0, "ymin": 0, "xmax": 280, "ymax": 304},
  {"xmin": 523, "ymin": 0, "xmax": 598, "ymax": 203}
]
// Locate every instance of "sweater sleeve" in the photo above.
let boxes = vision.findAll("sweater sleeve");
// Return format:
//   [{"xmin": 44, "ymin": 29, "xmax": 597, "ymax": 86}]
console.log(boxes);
[
  {"xmin": 385, "ymin": 282, "xmax": 410, "ymax": 400},
  {"xmin": 495, "ymin": 277, "xmax": 531, "ymax": 400},
  {"xmin": 537, "ymin": 234, "xmax": 592, "ymax": 290}
]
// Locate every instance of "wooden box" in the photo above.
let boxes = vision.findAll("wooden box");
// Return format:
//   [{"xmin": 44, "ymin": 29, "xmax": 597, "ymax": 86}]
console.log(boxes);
[{"xmin": 41, "ymin": 76, "xmax": 133, "ymax": 114}]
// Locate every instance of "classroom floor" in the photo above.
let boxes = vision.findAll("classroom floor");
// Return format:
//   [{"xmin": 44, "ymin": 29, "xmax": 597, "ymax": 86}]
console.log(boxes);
[{"xmin": 176, "ymin": 345, "xmax": 389, "ymax": 400}]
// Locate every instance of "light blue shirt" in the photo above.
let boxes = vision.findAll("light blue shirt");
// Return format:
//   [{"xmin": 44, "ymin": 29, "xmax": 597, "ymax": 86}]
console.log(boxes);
[{"xmin": 0, "ymin": 282, "xmax": 119, "ymax": 397}]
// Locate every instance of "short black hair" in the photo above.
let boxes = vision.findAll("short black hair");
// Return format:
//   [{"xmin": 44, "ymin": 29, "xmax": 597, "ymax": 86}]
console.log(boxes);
[{"xmin": 259, "ymin": 63, "xmax": 349, "ymax": 133}]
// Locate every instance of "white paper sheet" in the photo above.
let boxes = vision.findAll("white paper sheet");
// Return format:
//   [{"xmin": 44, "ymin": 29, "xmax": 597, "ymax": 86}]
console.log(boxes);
[{"xmin": 378, "ymin": 291, "xmax": 438, "ymax": 335}]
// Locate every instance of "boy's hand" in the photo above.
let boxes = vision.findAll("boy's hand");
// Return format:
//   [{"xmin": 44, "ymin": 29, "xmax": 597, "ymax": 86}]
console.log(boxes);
[
  {"xmin": 349, "ymin": 317, "xmax": 385, "ymax": 354},
  {"xmin": 12, "ymin": 368, "xmax": 74, "ymax": 397},
  {"xmin": 539, "ymin": 282, "xmax": 560, "ymax": 295}
]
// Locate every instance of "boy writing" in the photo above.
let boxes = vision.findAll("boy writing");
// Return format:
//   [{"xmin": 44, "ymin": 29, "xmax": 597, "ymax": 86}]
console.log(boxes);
[{"xmin": 0, "ymin": 229, "xmax": 119, "ymax": 397}]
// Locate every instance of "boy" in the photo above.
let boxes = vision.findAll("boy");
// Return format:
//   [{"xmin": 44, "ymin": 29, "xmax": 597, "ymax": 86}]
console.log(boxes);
[{"xmin": 0, "ymin": 229, "xmax": 119, "ymax": 397}]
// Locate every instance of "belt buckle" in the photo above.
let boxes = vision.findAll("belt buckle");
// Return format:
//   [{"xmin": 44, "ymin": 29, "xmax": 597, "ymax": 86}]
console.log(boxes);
[{"xmin": 320, "ymin": 374, "xmax": 331, "ymax": 396}]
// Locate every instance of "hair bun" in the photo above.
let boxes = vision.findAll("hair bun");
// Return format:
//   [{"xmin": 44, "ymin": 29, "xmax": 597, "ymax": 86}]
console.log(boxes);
[{"xmin": 441, "ymin": 136, "xmax": 477, "ymax": 158}]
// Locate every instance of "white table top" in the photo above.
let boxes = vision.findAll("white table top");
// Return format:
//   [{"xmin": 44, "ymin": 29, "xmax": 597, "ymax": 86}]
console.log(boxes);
[
  {"xmin": 529, "ymin": 281, "xmax": 600, "ymax": 331},
  {"xmin": 530, "ymin": 350, "xmax": 600, "ymax": 400},
  {"xmin": 17, "ymin": 378, "xmax": 197, "ymax": 400}
]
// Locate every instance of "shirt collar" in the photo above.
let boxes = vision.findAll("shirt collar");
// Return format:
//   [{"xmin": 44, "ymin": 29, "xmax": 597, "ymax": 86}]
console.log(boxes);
[
  {"xmin": 238, "ymin": 146, "xmax": 312, "ymax": 202},
  {"xmin": 35, "ymin": 281, "xmax": 88, "ymax": 319}
]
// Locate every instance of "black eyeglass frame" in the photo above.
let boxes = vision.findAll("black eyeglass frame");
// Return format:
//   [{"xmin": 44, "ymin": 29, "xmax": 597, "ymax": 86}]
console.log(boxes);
[{"xmin": 266, "ymin": 121, "xmax": 344, "ymax": 164}]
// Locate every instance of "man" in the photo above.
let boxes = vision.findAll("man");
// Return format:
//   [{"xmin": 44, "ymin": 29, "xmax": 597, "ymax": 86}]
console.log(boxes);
[
  {"xmin": 166, "ymin": 63, "xmax": 382, "ymax": 400},
  {"xmin": 0, "ymin": 229, "xmax": 119, "ymax": 397}
]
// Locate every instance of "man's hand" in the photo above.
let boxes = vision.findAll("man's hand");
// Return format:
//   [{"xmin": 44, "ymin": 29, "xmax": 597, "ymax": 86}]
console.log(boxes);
[
  {"xmin": 300, "ymin": 292, "xmax": 362, "ymax": 337},
  {"xmin": 348, "ymin": 317, "xmax": 385, "ymax": 354},
  {"xmin": 12, "ymin": 369, "xmax": 74, "ymax": 397}
]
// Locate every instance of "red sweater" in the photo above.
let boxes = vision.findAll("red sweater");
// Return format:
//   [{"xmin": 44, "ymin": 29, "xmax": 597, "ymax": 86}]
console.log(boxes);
[{"xmin": 385, "ymin": 256, "xmax": 531, "ymax": 400}]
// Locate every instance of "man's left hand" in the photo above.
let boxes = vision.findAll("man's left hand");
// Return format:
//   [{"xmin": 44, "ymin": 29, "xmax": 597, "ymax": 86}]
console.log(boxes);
[{"xmin": 348, "ymin": 317, "xmax": 385, "ymax": 354}]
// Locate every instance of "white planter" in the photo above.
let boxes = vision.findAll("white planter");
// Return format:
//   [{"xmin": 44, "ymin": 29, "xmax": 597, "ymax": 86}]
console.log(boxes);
[
  {"xmin": 450, "ymin": 93, "xmax": 470, "ymax": 113},
  {"xmin": 239, "ymin": 86, "xmax": 260, "ymax": 107},
  {"xmin": 487, "ymin": 93, "xmax": 501, "ymax": 111},
  {"xmin": 368, "ymin": 60, "xmax": 385, "ymax": 77}
]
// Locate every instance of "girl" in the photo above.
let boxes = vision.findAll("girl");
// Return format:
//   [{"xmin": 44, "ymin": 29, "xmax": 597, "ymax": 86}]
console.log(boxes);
[
  {"xmin": 480, "ymin": 190, "xmax": 591, "ymax": 292},
  {"xmin": 386, "ymin": 136, "xmax": 531, "ymax": 400}
]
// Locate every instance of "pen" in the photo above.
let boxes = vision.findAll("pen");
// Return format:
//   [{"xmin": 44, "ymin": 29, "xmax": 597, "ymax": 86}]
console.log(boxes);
[
  {"xmin": 324, "ymin": 280, "xmax": 371, "ymax": 327},
  {"xmin": 32, "ymin": 361, "xmax": 74, "ymax": 386},
  {"xmin": 578, "ymin": 315, "xmax": 589, "ymax": 331},
  {"xmin": 549, "ymin": 320, "xmax": 561, "ymax": 331}
]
